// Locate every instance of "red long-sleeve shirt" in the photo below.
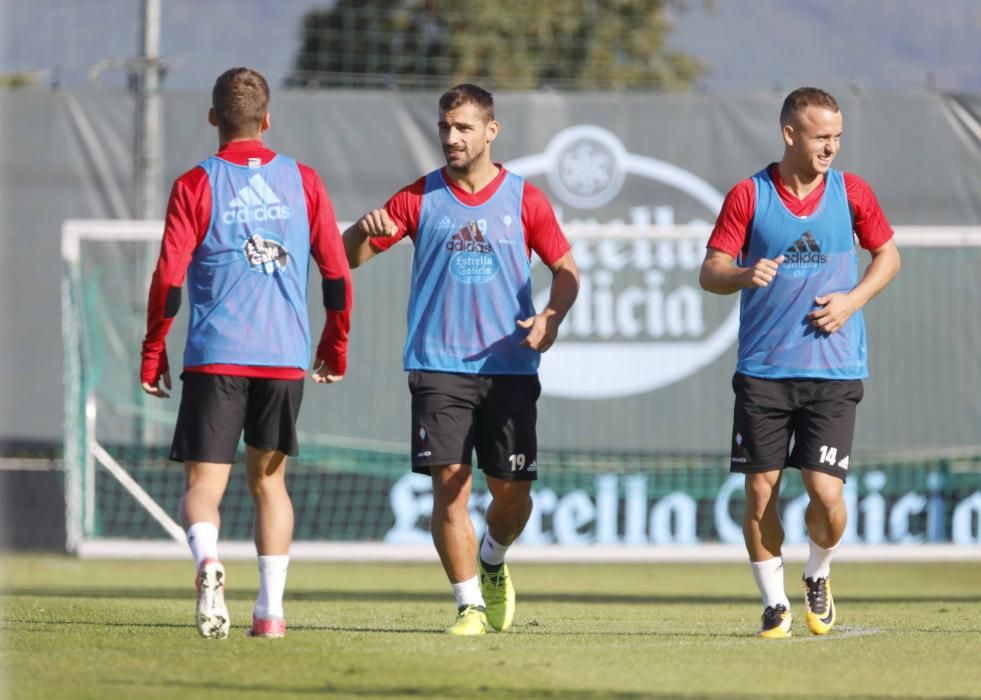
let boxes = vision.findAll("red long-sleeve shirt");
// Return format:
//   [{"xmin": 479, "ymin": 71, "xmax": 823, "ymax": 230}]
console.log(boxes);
[
  {"xmin": 141, "ymin": 140, "xmax": 352, "ymax": 383},
  {"xmin": 707, "ymin": 164, "xmax": 894, "ymax": 257}
]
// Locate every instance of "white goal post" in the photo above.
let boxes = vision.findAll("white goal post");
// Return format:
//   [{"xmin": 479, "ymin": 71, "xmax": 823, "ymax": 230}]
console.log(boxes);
[{"xmin": 62, "ymin": 220, "xmax": 981, "ymax": 560}]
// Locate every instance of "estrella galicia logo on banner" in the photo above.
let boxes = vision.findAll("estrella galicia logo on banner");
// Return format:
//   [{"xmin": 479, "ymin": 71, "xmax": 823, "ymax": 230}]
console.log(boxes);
[
  {"xmin": 243, "ymin": 233, "xmax": 289, "ymax": 273},
  {"xmin": 447, "ymin": 220, "xmax": 500, "ymax": 284},
  {"xmin": 506, "ymin": 125, "xmax": 736, "ymax": 399}
]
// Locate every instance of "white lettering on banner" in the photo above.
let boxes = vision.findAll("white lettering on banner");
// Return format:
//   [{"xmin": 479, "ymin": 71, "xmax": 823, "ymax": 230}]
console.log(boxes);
[
  {"xmin": 523, "ymin": 489, "xmax": 558, "ymax": 544},
  {"xmin": 552, "ymin": 491, "xmax": 595, "ymax": 545},
  {"xmin": 649, "ymin": 492, "xmax": 699, "ymax": 545},
  {"xmin": 553, "ymin": 264, "xmax": 707, "ymax": 340},
  {"xmin": 861, "ymin": 471, "xmax": 888, "ymax": 544},
  {"xmin": 623, "ymin": 475, "xmax": 648, "ymax": 544},
  {"xmin": 506, "ymin": 125, "xmax": 738, "ymax": 399},
  {"xmin": 925, "ymin": 471, "xmax": 947, "ymax": 541},
  {"xmin": 383, "ymin": 473, "xmax": 978, "ymax": 545},
  {"xmin": 713, "ymin": 474, "xmax": 745, "ymax": 544},
  {"xmin": 595, "ymin": 475, "xmax": 618, "ymax": 544},
  {"xmin": 843, "ymin": 480, "xmax": 860, "ymax": 543},
  {"xmin": 385, "ymin": 473, "xmax": 432, "ymax": 544},
  {"xmin": 782, "ymin": 492, "xmax": 812, "ymax": 545},
  {"xmin": 889, "ymin": 492, "xmax": 928, "ymax": 543},
  {"xmin": 951, "ymin": 492, "xmax": 981, "ymax": 544}
]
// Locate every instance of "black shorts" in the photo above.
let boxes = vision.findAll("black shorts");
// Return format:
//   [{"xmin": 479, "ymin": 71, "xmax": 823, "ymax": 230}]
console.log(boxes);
[
  {"xmin": 408, "ymin": 370, "xmax": 540, "ymax": 481},
  {"xmin": 170, "ymin": 372, "xmax": 304, "ymax": 463},
  {"xmin": 729, "ymin": 372, "xmax": 863, "ymax": 482}
]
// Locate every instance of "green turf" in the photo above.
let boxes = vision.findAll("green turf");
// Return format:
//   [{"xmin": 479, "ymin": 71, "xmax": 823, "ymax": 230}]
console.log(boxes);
[{"xmin": 1, "ymin": 555, "xmax": 979, "ymax": 699}]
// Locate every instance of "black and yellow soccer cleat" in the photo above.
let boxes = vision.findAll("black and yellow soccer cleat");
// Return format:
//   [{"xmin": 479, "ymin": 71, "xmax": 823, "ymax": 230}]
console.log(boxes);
[
  {"xmin": 758, "ymin": 603, "xmax": 792, "ymax": 639},
  {"xmin": 803, "ymin": 576, "xmax": 836, "ymax": 635}
]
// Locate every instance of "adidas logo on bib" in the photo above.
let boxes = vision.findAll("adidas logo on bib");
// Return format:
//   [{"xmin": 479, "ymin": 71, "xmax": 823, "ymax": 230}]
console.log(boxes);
[
  {"xmin": 784, "ymin": 231, "xmax": 826, "ymax": 265},
  {"xmin": 223, "ymin": 173, "xmax": 292, "ymax": 224},
  {"xmin": 445, "ymin": 220, "xmax": 493, "ymax": 253}
]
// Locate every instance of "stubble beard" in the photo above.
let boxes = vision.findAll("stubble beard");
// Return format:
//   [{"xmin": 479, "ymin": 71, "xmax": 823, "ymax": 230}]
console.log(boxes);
[{"xmin": 444, "ymin": 143, "xmax": 486, "ymax": 176}]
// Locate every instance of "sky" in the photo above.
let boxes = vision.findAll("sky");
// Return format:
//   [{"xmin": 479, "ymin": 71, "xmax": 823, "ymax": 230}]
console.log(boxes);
[{"xmin": 1, "ymin": 0, "xmax": 979, "ymax": 91}]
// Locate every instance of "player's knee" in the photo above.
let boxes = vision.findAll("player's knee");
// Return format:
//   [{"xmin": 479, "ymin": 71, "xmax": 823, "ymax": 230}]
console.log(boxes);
[
  {"xmin": 808, "ymin": 489, "xmax": 844, "ymax": 515},
  {"xmin": 435, "ymin": 497, "xmax": 473, "ymax": 525},
  {"xmin": 499, "ymin": 489, "xmax": 532, "ymax": 515},
  {"xmin": 185, "ymin": 476, "xmax": 226, "ymax": 501},
  {"xmin": 433, "ymin": 483, "xmax": 472, "ymax": 515},
  {"xmin": 246, "ymin": 470, "xmax": 287, "ymax": 498},
  {"xmin": 491, "ymin": 502, "xmax": 526, "ymax": 525},
  {"xmin": 487, "ymin": 474, "xmax": 531, "ymax": 498},
  {"xmin": 432, "ymin": 481, "xmax": 469, "ymax": 507},
  {"xmin": 744, "ymin": 481, "xmax": 778, "ymax": 519},
  {"xmin": 805, "ymin": 479, "xmax": 844, "ymax": 513}
]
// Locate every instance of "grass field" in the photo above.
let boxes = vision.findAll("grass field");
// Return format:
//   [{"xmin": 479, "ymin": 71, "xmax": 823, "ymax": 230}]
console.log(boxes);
[{"xmin": 1, "ymin": 555, "xmax": 979, "ymax": 699}]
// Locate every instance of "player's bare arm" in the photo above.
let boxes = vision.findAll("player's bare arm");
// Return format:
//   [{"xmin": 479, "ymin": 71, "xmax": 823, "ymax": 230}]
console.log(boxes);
[
  {"xmin": 808, "ymin": 238, "xmax": 901, "ymax": 333},
  {"xmin": 342, "ymin": 209, "xmax": 399, "ymax": 268},
  {"xmin": 518, "ymin": 250, "xmax": 579, "ymax": 353},
  {"xmin": 699, "ymin": 249, "xmax": 786, "ymax": 295}
]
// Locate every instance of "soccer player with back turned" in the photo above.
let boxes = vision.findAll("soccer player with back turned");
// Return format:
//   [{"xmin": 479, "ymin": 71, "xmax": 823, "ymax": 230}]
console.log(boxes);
[
  {"xmin": 343, "ymin": 84, "xmax": 579, "ymax": 635},
  {"xmin": 140, "ymin": 67, "xmax": 352, "ymax": 639},
  {"xmin": 700, "ymin": 87, "xmax": 900, "ymax": 638}
]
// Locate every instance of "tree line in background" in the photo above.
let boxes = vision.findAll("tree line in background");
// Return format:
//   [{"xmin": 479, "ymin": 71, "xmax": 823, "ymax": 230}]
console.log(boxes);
[{"xmin": 287, "ymin": 0, "xmax": 706, "ymax": 90}]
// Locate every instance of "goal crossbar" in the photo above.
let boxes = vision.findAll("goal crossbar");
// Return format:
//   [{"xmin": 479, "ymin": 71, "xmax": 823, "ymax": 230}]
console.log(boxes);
[{"xmin": 62, "ymin": 220, "xmax": 981, "ymax": 560}]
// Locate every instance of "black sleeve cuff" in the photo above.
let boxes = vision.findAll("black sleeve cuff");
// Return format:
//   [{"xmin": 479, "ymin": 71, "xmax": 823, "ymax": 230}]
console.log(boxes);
[
  {"xmin": 164, "ymin": 286, "xmax": 182, "ymax": 318},
  {"xmin": 321, "ymin": 277, "xmax": 346, "ymax": 311}
]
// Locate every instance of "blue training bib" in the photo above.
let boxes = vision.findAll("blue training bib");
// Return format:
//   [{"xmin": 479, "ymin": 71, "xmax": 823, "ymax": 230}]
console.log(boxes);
[
  {"xmin": 736, "ymin": 167, "xmax": 867, "ymax": 379},
  {"xmin": 183, "ymin": 155, "xmax": 312, "ymax": 369},
  {"xmin": 403, "ymin": 170, "xmax": 539, "ymax": 375}
]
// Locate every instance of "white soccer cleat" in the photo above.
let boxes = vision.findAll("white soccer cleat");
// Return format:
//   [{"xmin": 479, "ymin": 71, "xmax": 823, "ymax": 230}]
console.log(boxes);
[{"xmin": 195, "ymin": 559, "xmax": 230, "ymax": 639}]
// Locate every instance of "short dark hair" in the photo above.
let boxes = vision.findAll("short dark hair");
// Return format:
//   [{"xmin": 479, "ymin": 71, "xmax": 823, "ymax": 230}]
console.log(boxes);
[
  {"xmin": 438, "ymin": 83, "xmax": 495, "ymax": 121},
  {"xmin": 780, "ymin": 87, "xmax": 839, "ymax": 125},
  {"xmin": 212, "ymin": 67, "xmax": 270, "ymax": 136}
]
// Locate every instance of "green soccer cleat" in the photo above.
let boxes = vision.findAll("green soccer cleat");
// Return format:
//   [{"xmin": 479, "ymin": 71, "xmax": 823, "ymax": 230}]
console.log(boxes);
[
  {"xmin": 479, "ymin": 560, "xmax": 515, "ymax": 632},
  {"xmin": 803, "ymin": 576, "xmax": 836, "ymax": 635},
  {"xmin": 758, "ymin": 604, "xmax": 792, "ymax": 639},
  {"xmin": 445, "ymin": 605, "xmax": 489, "ymax": 636}
]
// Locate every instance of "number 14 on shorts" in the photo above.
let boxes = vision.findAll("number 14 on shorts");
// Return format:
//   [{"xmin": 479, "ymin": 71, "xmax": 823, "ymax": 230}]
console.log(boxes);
[{"xmin": 819, "ymin": 445, "xmax": 849, "ymax": 470}]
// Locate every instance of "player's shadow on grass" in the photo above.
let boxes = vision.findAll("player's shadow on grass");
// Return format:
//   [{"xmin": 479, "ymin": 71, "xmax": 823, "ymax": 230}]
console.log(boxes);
[
  {"xmin": 107, "ymin": 678, "xmax": 828, "ymax": 698},
  {"xmin": 2, "ymin": 617, "xmax": 438, "ymax": 634},
  {"xmin": 0, "ymin": 614, "xmax": 795, "ymax": 637},
  {"xmin": 4, "ymin": 586, "xmax": 981, "ymax": 606},
  {"xmin": 1, "ymin": 618, "xmax": 191, "ymax": 630}
]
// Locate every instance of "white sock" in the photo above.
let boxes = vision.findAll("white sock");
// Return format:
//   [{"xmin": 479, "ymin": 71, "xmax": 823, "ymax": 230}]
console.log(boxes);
[
  {"xmin": 479, "ymin": 531, "xmax": 509, "ymax": 567},
  {"xmin": 254, "ymin": 555, "xmax": 290, "ymax": 619},
  {"xmin": 186, "ymin": 522, "xmax": 219, "ymax": 571},
  {"xmin": 450, "ymin": 576, "xmax": 484, "ymax": 610},
  {"xmin": 804, "ymin": 538, "xmax": 838, "ymax": 580},
  {"xmin": 750, "ymin": 557, "xmax": 790, "ymax": 610}
]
